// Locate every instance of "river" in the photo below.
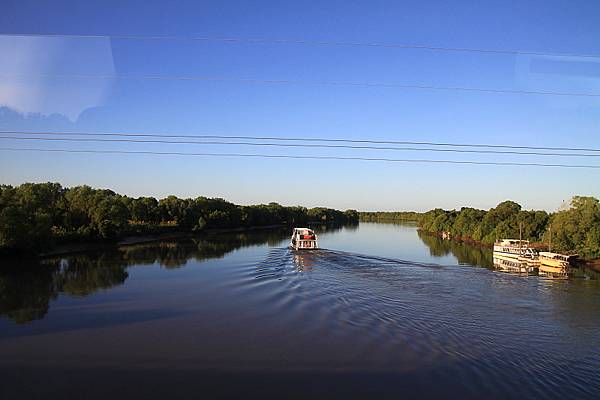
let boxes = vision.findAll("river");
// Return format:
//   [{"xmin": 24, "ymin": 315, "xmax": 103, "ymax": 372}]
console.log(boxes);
[{"xmin": 1, "ymin": 222, "xmax": 599, "ymax": 399}]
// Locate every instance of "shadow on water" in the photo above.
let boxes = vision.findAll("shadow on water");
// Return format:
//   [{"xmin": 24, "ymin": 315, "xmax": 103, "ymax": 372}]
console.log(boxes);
[{"xmin": 0, "ymin": 225, "xmax": 348, "ymax": 324}]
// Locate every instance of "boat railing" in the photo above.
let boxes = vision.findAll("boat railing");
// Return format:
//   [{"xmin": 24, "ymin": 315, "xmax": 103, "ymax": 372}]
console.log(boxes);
[{"xmin": 494, "ymin": 239, "xmax": 530, "ymax": 245}]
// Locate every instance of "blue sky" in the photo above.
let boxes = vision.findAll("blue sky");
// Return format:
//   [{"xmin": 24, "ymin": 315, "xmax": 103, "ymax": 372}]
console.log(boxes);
[{"xmin": 1, "ymin": 0, "xmax": 599, "ymax": 211}]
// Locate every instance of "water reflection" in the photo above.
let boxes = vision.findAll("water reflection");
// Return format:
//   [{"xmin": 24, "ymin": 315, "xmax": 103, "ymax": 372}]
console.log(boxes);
[
  {"xmin": 417, "ymin": 230, "xmax": 600, "ymax": 280},
  {"xmin": 2, "ymin": 223, "xmax": 600, "ymax": 399},
  {"xmin": 417, "ymin": 230, "xmax": 494, "ymax": 268},
  {"xmin": 57, "ymin": 253, "xmax": 130, "ymax": 296},
  {"xmin": 0, "ymin": 255, "xmax": 129, "ymax": 324},
  {"xmin": 0, "ymin": 262, "xmax": 60, "ymax": 324},
  {"xmin": 292, "ymin": 251, "xmax": 318, "ymax": 272},
  {"xmin": 0, "ymin": 225, "xmax": 346, "ymax": 324}
]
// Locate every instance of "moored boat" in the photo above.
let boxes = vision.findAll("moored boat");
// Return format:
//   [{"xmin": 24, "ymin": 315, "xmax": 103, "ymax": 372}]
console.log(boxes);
[
  {"xmin": 493, "ymin": 239, "xmax": 539, "ymax": 273},
  {"xmin": 539, "ymin": 252, "xmax": 577, "ymax": 277},
  {"xmin": 290, "ymin": 228, "xmax": 319, "ymax": 250}
]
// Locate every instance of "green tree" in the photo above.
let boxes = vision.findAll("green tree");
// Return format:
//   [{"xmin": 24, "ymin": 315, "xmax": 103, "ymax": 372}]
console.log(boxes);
[
  {"xmin": 129, "ymin": 197, "xmax": 159, "ymax": 223},
  {"xmin": 91, "ymin": 198, "xmax": 129, "ymax": 239},
  {"xmin": 551, "ymin": 196, "xmax": 600, "ymax": 258}
]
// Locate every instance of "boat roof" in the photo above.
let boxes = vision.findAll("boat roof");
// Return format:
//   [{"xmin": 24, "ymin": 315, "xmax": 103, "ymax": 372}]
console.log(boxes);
[{"xmin": 539, "ymin": 252, "xmax": 577, "ymax": 258}]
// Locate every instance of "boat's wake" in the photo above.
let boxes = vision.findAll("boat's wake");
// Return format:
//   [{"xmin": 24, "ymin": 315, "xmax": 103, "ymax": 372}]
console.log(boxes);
[
  {"xmin": 317, "ymin": 249, "xmax": 444, "ymax": 269},
  {"xmin": 256, "ymin": 247, "xmax": 444, "ymax": 282}
]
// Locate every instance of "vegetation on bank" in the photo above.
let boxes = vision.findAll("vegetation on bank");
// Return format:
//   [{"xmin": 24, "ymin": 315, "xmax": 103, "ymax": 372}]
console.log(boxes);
[
  {"xmin": 359, "ymin": 211, "xmax": 421, "ymax": 222},
  {"xmin": 0, "ymin": 182, "xmax": 359, "ymax": 255},
  {"xmin": 418, "ymin": 197, "xmax": 600, "ymax": 259}
]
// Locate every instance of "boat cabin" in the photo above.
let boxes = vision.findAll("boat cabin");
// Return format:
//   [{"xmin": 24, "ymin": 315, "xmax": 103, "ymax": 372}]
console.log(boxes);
[
  {"xmin": 494, "ymin": 239, "xmax": 531, "ymax": 247},
  {"xmin": 290, "ymin": 228, "xmax": 318, "ymax": 250},
  {"xmin": 539, "ymin": 252, "xmax": 577, "ymax": 264},
  {"xmin": 538, "ymin": 252, "xmax": 577, "ymax": 277},
  {"xmin": 493, "ymin": 239, "xmax": 537, "ymax": 258}
]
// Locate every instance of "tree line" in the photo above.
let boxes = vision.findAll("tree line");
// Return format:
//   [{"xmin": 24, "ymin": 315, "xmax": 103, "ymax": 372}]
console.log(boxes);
[
  {"xmin": 0, "ymin": 182, "xmax": 359, "ymax": 254},
  {"xmin": 359, "ymin": 211, "xmax": 421, "ymax": 222},
  {"xmin": 417, "ymin": 196, "xmax": 600, "ymax": 259}
]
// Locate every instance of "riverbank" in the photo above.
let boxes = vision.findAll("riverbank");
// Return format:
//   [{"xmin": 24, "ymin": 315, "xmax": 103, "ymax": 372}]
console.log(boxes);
[
  {"xmin": 359, "ymin": 217, "xmax": 419, "ymax": 224},
  {"xmin": 37, "ymin": 224, "xmax": 288, "ymax": 259},
  {"xmin": 0, "ymin": 182, "xmax": 360, "ymax": 257},
  {"xmin": 418, "ymin": 229, "xmax": 493, "ymax": 248},
  {"xmin": 418, "ymin": 197, "xmax": 600, "ymax": 260},
  {"xmin": 32, "ymin": 221, "xmax": 352, "ymax": 260},
  {"xmin": 418, "ymin": 229, "xmax": 600, "ymax": 270},
  {"xmin": 582, "ymin": 259, "xmax": 600, "ymax": 273}
]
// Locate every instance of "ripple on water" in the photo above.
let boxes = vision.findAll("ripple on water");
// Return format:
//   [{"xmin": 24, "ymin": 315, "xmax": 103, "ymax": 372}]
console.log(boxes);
[{"xmin": 235, "ymin": 247, "xmax": 600, "ymax": 398}]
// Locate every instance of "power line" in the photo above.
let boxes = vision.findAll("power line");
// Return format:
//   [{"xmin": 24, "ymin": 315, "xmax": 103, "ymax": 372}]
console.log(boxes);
[
  {"xmin": 1, "ymin": 130, "xmax": 599, "ymax": 153},
  {"xmin": 1, "ymin": 135, "xmax": 599, "ymax": 157},
  {"xmin": 3, "ymin": 33, "xmax": 599, "ymax": 59},
  {"xmin": 5, "ymin": 73, "xmax": 599, "ymax": 97},
  {"xmin": 0, "ymin": 147, "xmax": 598, "ymax": 169}
]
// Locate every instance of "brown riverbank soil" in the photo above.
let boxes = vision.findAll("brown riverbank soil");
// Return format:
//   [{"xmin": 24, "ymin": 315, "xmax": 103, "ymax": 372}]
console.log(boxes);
[{"xmin": 581, "ymin": 259, "xmax": 600, "ymax": 272}]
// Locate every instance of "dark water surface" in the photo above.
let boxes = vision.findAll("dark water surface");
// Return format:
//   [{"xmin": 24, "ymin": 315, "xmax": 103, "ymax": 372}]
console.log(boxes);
[{"xmin": 1, "ymin": 223, "xmax": 600, "ymax": 399}]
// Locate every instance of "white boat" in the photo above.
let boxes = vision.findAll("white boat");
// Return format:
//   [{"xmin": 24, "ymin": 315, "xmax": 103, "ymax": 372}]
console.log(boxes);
[
  {"xmin": 493, "ymin": 239, "xmax": 538, "ymax": 260},
  {"xmin": 290, "ymin": 228, "xmax": 318, "ymax": 250},
  {"xmin": 493, "ymin": 239, "xmax": 539, "ymax": 273}
]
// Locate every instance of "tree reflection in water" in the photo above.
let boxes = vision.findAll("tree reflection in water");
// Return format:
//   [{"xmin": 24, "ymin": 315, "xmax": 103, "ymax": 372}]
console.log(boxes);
[
  {"xmin": 417, "ymin": 230, "xmax": 494, "ymax": 268},
  {"xmin": 0, "ymin": 225, "xmax": 347, "ymax": 324},
  {"xmin": 417, "ymin": 230, "xmax": 600, "ymax": 281},
  {"xmin": 56, "ymin": 253, "xmax": 130, "ymax": 297},
  {"xmin": 0, "ymin": 261, "xmax": 61, "ymax": 324},
  {"xmin": 0, "ymin": 255, "xmax": 130, "ymax": 324}
]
